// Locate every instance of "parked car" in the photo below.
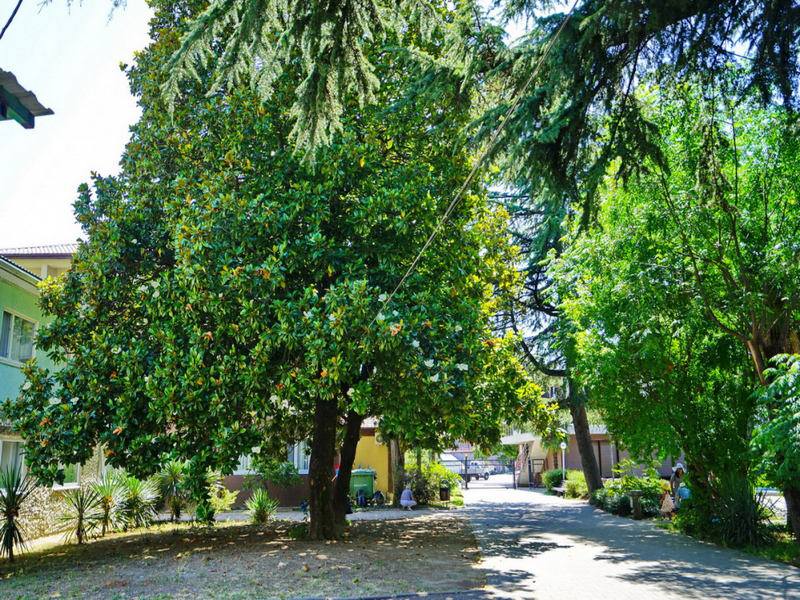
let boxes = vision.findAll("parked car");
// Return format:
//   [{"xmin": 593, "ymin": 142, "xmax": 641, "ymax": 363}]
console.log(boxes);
[{"xmin": 439, "ymin": 454, "xmax": 490, "ymax": 481}]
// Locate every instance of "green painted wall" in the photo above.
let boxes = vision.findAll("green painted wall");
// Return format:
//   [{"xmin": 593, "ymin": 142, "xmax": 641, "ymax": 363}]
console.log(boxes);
[{"xmin": 0, "ymin": 261, "xmax": 58, "ymax": 406}]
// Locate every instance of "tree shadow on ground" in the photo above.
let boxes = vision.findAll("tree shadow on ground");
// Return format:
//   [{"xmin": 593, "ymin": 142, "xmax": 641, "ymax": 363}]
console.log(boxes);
[{"xmin": 467, "ymin": 493, "xmax": 800, "ymax": 600}]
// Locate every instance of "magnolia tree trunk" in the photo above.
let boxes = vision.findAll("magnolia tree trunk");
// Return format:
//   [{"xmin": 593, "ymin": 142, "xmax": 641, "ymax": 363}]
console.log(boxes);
[
  {"xmin": 308, "ymin": 395, "xmax": 339, "ymax": 540},
  {"xmin": 334, "ymin": 409, "xmax": 363, "ymax": 525},
  {"xmin": 390, "ymin": 438, "xmax": 405, "ymax": 506},
  {"xmin": 568, "ymin": 387, "xmax": 604, "ymax": 494}
]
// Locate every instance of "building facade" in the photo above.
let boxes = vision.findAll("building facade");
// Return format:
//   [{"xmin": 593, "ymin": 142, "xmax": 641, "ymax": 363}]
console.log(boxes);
[
  {"xmin": 1, "ymin": 255, "xmax": 106, "ymax": 539},
  {"xmin": 503, "ymin": 424, "xmax": 682, "ymax": 488}
]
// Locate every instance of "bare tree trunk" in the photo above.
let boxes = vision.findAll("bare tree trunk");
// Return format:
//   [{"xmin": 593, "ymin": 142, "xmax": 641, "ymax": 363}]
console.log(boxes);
[
  {"xmin": 784, "ymin": 486, "xmax": 800, "ymax": 544},
  {"xmin": 746, "ymin": 339, "xmax": 768, "ymax": 385},
  {"xmin": 333, "ymin": 409, "xmax": 363, "ymax": 525},
  {"xmin": 308, "ymin": 395, "xmax": 339, "ymax": 540},
  {"xmin": 389, "ymin": 438, "xmax": 405, "ymax": 507},
  {"xmin": 568, "ymin": 377, "xmax": 604, "ymax": 495}
]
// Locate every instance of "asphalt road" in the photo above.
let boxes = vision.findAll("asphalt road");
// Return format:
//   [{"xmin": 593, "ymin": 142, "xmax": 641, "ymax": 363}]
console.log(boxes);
[{"xmin": 463, "ymin": 485, "xmax": 800, "ymax": 599}]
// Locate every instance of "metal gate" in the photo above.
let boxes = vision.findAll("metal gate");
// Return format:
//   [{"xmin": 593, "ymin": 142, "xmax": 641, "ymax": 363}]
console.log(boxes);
[
  {"xmin": 526, "ymin": 458, "xmax": 545, "ymax": 488},
  {"xmin": 439, "ymin": 458, "xmax": 517, "ymax": 489}
]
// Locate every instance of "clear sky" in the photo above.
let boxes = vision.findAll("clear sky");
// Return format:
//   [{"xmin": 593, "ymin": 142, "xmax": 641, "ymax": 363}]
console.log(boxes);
[{"xmin": 0, "ymin": 0, "xmax": 153, "ymax": 249}]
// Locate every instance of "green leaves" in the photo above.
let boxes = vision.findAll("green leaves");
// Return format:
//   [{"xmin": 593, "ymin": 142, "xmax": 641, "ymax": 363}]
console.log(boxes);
[
  {"xmin": 2, "ymin": 0, "xmax": 549, "ymax": 502},
  {"xmin": 753, "ymin": 356, "xmax": 800, "ymax": 490},
  {"xmin": 550, "ymin": 73, "xmax": 798, "ymax": 478}
]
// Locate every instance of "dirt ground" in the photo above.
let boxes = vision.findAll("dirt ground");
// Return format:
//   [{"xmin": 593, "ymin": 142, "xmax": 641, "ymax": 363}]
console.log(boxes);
[{"xmin": 0, "ymin": 511, "xmax": 485, "ymax": 599}]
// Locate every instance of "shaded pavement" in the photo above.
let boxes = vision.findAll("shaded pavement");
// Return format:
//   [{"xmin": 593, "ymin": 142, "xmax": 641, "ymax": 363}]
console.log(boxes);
[{"xmin": 463, "ymin": 483, "xmax": 800, "ymax": 599}]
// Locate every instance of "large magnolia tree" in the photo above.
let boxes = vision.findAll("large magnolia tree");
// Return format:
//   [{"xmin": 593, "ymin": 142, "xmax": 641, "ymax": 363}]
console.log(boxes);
[
  {"xmin": 3, "ymin": 0, "xmax": 550, "ymax": 540},
  {"xmin": 118, "ymin": 0, "xmax": 800, "ymax": 508}
]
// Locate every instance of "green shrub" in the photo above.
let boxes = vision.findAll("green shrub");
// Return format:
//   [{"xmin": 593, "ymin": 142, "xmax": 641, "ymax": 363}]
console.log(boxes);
[
  {"xmin": 592, "ymin": 487, "xmax": 632, "ymax": 516},
  {"xmin": 716, "ymin": 481, "xmax": 774, "ymax": 548},
  {"xmin": 246, "ymin": 488, "xmax": 280, "ymax": 524},
  {"xmin": 674, "ymin": 473, "xmax": 774, "ymax": 548},
  {"xmin": 0, "ymin": 464, "xmax": 36, "ymax": 562},
  {"xmin": 209, "ymin": 486, "xmax": 239, "ymax": 514},
  {"xmin": 60, "ymin": 487, "xmax": 102, "ymax": 544},
  {"xmin": 195, "ymin": 501, "xmax": 215, "ymax": 524},
  {"xmin": 119, "ymin": 475, "xmax": 158, "ymax": 529},
  {"xmin": 565, "ymin": 470, "xmax": 589, "ymax": 499},
  {"xmin": 91, "ymin": 472, "xmax": 126, "ymax": 536},
  {"xmin": 591, "ymin": 464, "xmax": 663, "ymax": 518},
  {"xmin": 202, "ymin": 471, "xmax": 239, "ymax": 517},
  {"xmin": 671, "ymin": 496, "xmax": 714, "ymax": 537},
  {"xmin": 406, "ymin": 461, "xmax": 460, "ymax": 505},
  {"xmin": 542, "ymin": 469, "xmax": 567, "ymax": 491},
  {"xmin": 154, "ymin": 461, "xmax": 188, "ymax": 522}
]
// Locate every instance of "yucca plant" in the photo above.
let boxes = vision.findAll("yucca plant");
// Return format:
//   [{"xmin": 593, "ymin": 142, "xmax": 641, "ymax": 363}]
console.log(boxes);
[
  {"xmin": 714, "ymin": 475, "xmax": 774, "ymax": 548},
  {"xmin": 0, "ymin": 464, "xmax": 37, "ymax": 562},
  {"xmin": 60, "ymin": 487, "xmax": 102, "ymax": 544},
  {"xmin": 154, "ymin": 461, "xmax": 188, "ymax": 522},
  {"xmin": 119, "ymin": 475, "xmax": 158, "ymax": 530},
  {"xmin": 91, "ymin": 472, "xmax": 126, "ymax": 536},
  {"xmin": 246, "ymin": 488, "xmax": 279, "ymax": 524}
]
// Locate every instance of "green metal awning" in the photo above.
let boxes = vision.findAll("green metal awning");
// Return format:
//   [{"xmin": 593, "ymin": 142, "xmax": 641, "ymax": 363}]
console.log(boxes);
[{"xmin": 0, "ymin": 68, "xmax": 53, "ymax": 129}]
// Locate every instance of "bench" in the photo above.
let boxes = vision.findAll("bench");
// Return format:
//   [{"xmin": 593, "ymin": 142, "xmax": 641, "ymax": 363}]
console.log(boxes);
[{"xmin": 551, "ymin": 480, "xmax": 568, "ymax": 497}]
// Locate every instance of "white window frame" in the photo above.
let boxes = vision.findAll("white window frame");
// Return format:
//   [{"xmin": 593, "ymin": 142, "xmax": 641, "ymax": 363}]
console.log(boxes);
[
  {"xmin": 234, "ymin": 443, "xmax": 310, "ymax": 477},
  {"xmin": 233, "ymin": 454, "xmax": 254, "ymax": 476},
  {"xmin": 0, "ymin": 308, "xmax": 37, "ymax": 367},
  {"xmin": 288, "ymin": 440, "xmax": 310, "ymax": 474},
  {"xmin": 0, "ymin": 437, "xmax": 25, "ymax": 477},
  {"xmin": 53, "ymin": 462, "xmax": 81, "ymax": 490},
  {"xmin": 0, "ymin": 438, "xmax": 81, "ymax": 491}
]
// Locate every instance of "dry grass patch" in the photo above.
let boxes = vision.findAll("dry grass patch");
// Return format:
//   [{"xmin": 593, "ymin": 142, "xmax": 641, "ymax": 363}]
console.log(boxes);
[{"xmin": 0, "ymin": 513, "xmax": 484, "ymax": 599}]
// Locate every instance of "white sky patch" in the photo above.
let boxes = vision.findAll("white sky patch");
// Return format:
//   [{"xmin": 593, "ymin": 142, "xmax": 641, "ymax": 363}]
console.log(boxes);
[{"xmin": 0, "ymin": 0, "xmax": 153, "ymax": 247}]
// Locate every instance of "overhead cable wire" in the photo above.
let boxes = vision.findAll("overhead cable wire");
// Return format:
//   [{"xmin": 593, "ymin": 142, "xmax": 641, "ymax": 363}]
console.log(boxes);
[
  {"xmin": 0, "ymin": 0, "xmax": 25, "ymax": 40},
  {"xmin": 371, "ymin": 0, "xmax": 581, "ymax": 325}
]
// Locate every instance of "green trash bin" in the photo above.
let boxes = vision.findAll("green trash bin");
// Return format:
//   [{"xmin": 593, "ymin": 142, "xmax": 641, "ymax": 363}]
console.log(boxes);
[{"xmin": 350, "ymin": 469, "xmax": 376, "ymax": 498}]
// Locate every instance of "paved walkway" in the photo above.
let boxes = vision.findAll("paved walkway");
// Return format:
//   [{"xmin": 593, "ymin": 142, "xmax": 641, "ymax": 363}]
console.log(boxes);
[{"xmin": 463, "ymin": 485, "xmax": 800, "ymax": 599}]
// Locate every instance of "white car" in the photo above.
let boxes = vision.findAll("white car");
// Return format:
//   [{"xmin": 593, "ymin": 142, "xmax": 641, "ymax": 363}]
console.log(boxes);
[{"xmin": 440, "ymin": 454, "xmax": 490, "ymax": 481}]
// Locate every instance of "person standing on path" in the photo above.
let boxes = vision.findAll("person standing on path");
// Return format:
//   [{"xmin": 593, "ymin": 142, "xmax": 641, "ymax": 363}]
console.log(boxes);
[{"xmin": 670, "ymin": 463, "xmax": 686, "ymax": 497}]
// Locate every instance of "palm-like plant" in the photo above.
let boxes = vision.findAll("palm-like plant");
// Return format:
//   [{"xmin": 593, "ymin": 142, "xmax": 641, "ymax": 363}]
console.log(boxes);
[
  {"xmin": 0, "ymin": 464, "xmax": 37, "ymax": 562},
  {"xmin": 154, "ymin": 461, "xmax": 187, "ymax": 522},
  {"xmin": 119, "ymin": 475, "xmax": 158, "ymax": 530},
  {"xmin": 59, "ymin": 487, "xmax": 102, "ymax": 544},
  {"xmin": 245, "ymin": 488, "xmax": 279, "ymax": 524},
  {"xmin": 91, "ymin": 472, "xmax": 125, "ymax": 536}
]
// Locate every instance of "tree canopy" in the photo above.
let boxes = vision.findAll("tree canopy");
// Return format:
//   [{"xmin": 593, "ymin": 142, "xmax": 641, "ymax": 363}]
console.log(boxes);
[
  {"xmin": 551, "ymin": 72, "xmax": 800, "ymax": 539},
  {"xmin": 2, "ymin": 0, "xmax": 551, "ymax": 540},
  {"xmin": 165, "ymin": 0, "xmax": 800, "ymax": 177}
]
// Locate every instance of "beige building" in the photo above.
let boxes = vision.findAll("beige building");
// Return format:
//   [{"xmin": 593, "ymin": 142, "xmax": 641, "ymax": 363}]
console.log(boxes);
[
  {"xmin": 0, "ymin": 244, "xmax": 77, "ymax": 279},
  {"xmin": 503, "ymin": 424, "xmax": 682, "ymax": 487}
]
